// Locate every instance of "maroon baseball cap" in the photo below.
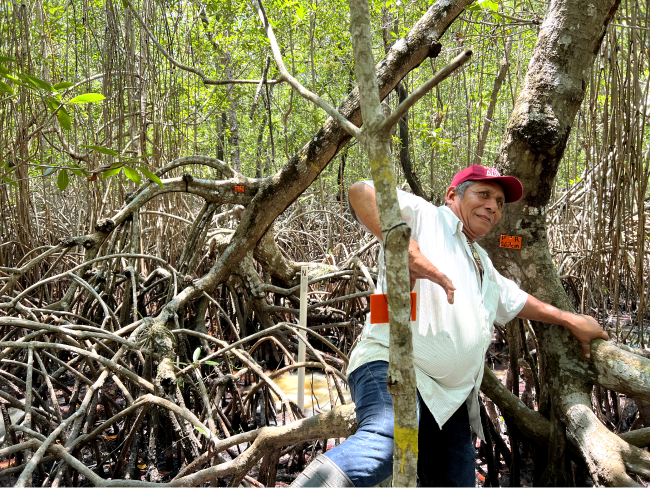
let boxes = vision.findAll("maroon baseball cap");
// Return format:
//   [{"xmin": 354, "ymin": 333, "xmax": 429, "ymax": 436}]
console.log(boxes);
[{"xmin": 450, "ymin": 165, "xmax": 523, "ymax": 203}]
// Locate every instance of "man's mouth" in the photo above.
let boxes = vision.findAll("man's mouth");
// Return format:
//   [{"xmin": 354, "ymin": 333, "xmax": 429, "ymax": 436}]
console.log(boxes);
[{"xmin": 476, "ymin": 215, "xmax": 492, "ymax": 224}]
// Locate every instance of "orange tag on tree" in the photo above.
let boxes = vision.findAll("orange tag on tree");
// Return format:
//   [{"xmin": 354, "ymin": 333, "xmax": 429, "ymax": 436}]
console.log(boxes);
[
  {"xmin": 234, "ymin": 185, "xmax": 245, "ymax": 193},
  {"xmin": 370, "ymin": 292, "xmax": 417, "ymax": 324},
  {"xmin": 500, "ymin": 235, "xmax": 522, "ymax": 249}
]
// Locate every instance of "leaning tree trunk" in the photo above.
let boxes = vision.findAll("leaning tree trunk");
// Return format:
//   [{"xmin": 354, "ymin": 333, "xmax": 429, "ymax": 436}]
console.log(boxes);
[
  {"xmin": 348, "ymin": 0, "xmax": 418, "ymax": 484},
  {"xmin": 152, "ymin": 0, "xmax": 473, "ymax": 343},
  {"xmin": 483, "ymin": 0, "xmax": 650, "ymax": 484}
]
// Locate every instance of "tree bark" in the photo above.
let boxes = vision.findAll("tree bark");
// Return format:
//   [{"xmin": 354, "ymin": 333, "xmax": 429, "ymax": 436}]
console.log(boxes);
[{"xmin": 480, "ymin": 0, "xmax": 650, "ymax": 484}]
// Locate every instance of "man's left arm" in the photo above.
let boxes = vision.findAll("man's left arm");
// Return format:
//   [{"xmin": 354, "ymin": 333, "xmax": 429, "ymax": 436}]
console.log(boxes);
[{"xmin": 517, "ymin": 295, "xmax": 609, "ymax": 358}]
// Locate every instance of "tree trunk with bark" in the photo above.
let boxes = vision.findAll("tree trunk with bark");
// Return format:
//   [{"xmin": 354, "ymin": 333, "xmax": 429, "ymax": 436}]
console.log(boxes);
[
  {"xmin": 482, "ymin": 0, "xmax": 650, "ymax": 483},
  {"xmin": 348, "ymin": 0, "xmax": 418, "ymax": 482}
]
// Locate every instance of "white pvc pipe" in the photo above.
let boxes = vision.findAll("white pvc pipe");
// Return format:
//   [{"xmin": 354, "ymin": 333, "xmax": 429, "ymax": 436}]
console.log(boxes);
[{"xmin": 297, "ymin": 265, "xmax": 308, "ymax": 411}]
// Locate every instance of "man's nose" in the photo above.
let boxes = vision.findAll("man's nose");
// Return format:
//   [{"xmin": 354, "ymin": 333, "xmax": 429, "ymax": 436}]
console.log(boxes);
[{"xmin": 485, "ymin": 199, "xmax": 498, "ymax": 212}]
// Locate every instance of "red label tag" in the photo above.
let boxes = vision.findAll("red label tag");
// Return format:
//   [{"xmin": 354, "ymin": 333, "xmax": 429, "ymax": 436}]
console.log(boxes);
[
  {"xmin": 234, "ymin": 185, "xmax": 245, "ymax": 193},
  {"xmin": 500, "ymin": 235, "xmax": 522, "ymax": 249},
  {"xmin": 370, "ymin": 292, "xmax": 417, "ymax": 324}
]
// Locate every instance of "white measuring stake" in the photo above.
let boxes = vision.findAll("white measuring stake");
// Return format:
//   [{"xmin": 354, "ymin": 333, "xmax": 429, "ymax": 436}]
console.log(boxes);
[{"xmin": 297, "ymin": 266, "xmax": 308, "ymax": 411}]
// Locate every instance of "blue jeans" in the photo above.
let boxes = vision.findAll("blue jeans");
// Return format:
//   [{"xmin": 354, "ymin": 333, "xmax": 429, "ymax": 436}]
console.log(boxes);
[{"xmin": 325, "ymin": 360, "xmax": 476, "ymax": 487}]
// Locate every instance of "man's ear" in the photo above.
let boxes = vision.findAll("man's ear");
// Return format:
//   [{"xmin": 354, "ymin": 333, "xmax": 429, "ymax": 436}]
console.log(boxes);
[{"xmin": 445, "ymin": 186, "xmax": 457, "ymax": 206}]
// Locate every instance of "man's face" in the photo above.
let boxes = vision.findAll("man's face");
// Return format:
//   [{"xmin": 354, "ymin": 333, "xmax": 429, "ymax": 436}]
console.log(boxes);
[{"xmin": 445, "ymin": 181, "xmax": 505, "ymax": 242}]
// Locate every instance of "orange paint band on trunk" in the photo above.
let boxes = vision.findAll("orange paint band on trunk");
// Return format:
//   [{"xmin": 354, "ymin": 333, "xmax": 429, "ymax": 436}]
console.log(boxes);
[{"xmin": 370, "ymin": 292, "xmax": 417, "ymax": 324}]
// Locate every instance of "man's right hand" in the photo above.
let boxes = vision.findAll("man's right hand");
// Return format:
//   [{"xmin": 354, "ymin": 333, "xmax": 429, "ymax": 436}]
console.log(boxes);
[
  {"xmin": 349, "ymin": 182, "xmax": 456, "ymax": 304},
  {"xmin": 409, "ymin": 240, "xmax": 456, "ymax": 304}
]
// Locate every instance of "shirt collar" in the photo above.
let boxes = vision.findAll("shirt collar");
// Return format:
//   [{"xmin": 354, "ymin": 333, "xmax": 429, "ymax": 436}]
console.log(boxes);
[
  {"xmin": 439, "ymin": 205, "xmax": 489, "ymax": 258},
  {"xmin": 439, "ymin": 205, "xmax": 464, "ymax": 236}
]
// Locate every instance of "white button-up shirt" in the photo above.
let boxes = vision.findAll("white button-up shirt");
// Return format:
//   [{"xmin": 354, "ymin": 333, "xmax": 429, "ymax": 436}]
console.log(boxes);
[{"xmin": 348, "ymin": 184, "xmax": 528, "ymax": 439}]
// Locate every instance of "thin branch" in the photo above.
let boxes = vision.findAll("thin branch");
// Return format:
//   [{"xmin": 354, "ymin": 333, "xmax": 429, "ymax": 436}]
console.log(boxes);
[
  {"xmin": 259, "ymin": 269, "xmax": 374, "ymax": 295},
  {"xmin": 152, "ymin": 155, "xmax": 236, "ymax": 179},
  {"xmin": 66, "ymin": 273, "xmax": 119, "ymax": 329},
  {"xmin": 140, "ymin": 210, "xmax": 192, "ymax": 225},
  {"xmin": 0, "ymin": 72, "xmax": 142, "ymax": 169},
  {"xmin": 251, "ymin": 57, "xmax": 271, "ymax": 120},
  {"xmin": 378, "ymin": 49, "xmax": 473, "ymax": 134},
  {"xmin": 174, "ymin": 322, "xmax": 348, "ymax": 376},
  {"xmin": 252, "ymin": 0, "xmax": 363, "ymax": 139},
  {"xmin": 612, "ymin": 22, "xmax": 650, "ymax": 32},
  {"xmin": 498, "ymin": 12, "xmax": 541, "ymax": 24},
  {"xmin": 2, "ymin": 253, "xmax": 180, "ymax": 311},
  {"xmin": 0, "ymin": 341, "xmax": 154, "ymax": 392}
]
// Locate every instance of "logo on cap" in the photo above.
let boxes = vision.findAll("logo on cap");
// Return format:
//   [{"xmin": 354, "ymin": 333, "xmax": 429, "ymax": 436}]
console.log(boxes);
[{"xmin": 486, "ymin": 167, "xmax": 500, "ymax": 177}]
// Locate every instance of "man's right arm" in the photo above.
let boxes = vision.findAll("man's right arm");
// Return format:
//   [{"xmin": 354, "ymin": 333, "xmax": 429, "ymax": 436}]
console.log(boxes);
[{"xmin": 348, "ymin": 181, "xmax": 456, "ymax": 304}]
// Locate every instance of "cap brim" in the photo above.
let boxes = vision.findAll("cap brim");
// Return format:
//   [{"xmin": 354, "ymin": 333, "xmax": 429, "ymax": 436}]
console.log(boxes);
[{"xmin": 473, "ymin": 175, "xmax": 523, "ymax": 203}]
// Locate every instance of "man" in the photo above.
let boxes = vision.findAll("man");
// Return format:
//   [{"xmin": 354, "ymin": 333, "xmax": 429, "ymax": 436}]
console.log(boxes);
[{"xmin": 292, "ymin": 165, "xmax": 608, "ymax": 487}]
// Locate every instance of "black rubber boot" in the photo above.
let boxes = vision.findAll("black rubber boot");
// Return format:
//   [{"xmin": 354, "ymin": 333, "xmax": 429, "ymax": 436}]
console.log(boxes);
[{"xmin": 291, "ymin": 454, "xmax": 355, "ymax": 487}]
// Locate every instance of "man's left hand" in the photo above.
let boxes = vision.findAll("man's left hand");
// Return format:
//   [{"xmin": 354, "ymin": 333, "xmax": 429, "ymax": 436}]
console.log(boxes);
[{"xmin": 567, "ymin": 314, "xmax": 609, "ymax": 358}]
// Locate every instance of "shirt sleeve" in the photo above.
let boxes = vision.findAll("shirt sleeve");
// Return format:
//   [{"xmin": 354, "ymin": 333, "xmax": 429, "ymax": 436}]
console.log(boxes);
[
  {"xmin": 493, "ymin": 269, "xmax": 529, "ymax": 325},
  {"xmin": 348, "ymin": 180, "xmax": 426, "ymax": 241}
]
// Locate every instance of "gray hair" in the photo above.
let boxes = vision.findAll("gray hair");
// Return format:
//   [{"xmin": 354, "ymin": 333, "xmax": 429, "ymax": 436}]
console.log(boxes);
[
  {"xmin": 445, "ymin": 180, "xmax": 476, "ymax": 206},
  {"xmin": 455, "ymin": 180, "xmax": 476, "ymax": 200}
]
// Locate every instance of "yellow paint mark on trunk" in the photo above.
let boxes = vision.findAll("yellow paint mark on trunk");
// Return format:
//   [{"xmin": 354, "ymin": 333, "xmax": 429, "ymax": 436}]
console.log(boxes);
[{"xmin": 394, "ymin": 426, "xmax": 418, "ymax": 472}]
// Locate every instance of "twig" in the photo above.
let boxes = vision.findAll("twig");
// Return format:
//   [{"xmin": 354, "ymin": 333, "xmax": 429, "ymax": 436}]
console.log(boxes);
[
  {"xmin": 33, "ymin": 351, "xmax": 64, "ymax": 424},
  {"xmin": 0, "ymin": 341, "xmax": 154, "ymax": 392},
  {"xmin": 251, "ymin": 57, "xmax": 271, "ymax": 120},
  {"xmin": 175, "ymin": 322, "xmax": 348, "ymax": 376}
]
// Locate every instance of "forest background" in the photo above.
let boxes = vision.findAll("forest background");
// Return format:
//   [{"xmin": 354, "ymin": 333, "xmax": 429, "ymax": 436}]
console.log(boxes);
[{"xmin": 0, "ymin": 0, "xmax": 649, "ymax": 485}]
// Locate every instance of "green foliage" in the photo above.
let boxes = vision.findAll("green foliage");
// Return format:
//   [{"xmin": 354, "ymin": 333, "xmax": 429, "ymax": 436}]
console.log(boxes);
[
  {"xmin": 0, "ymin": 80, "xmax": 13, "ymax": 94},
  {"xmin": 68, "ymin": 93, "xmax": 105, "ymax": 104},
  {"xmin": 57, "ymin": 107, "xmax": 72, "ymax": 130},
  {"xmin": 22, "ymin": 74, "xmax": 54, "ymax": 92},
  {"xmin": 53, "ymin": 81, "xmax": 75, "ymax": 90},
  {"xmin": 44, "ymin": 96, "xmax": 60, "ymax": 111},
  {"xmin": 0, "ymin": 0, "xmax": 645, "ymax": 203},
  {"xmin": 102, "ymin": 167, "xmax": 123, "ymax": 178},
  {"xmin": 57, "ymin": 169, "xmax": 69, "ymax": 190},
  {"xmin": 1, "ymin": 177, "xmax": 18, "ymax": 187},
  {"xmin": 139, "ymin": 167, "xmax": 164, "ymax": 188},
  {"xmin": 123, "ymin": 166, "xmax": 142, "ymax": 185},
  {"xmin": 0, "ymin": 160, "xmax": 18, "ymax": 188}
]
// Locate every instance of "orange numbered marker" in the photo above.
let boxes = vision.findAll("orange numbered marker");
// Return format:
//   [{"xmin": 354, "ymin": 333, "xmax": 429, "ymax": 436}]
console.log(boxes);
[{"xmin": 500, "ymin": 235, "xmax": 522, "ymax": 249}]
